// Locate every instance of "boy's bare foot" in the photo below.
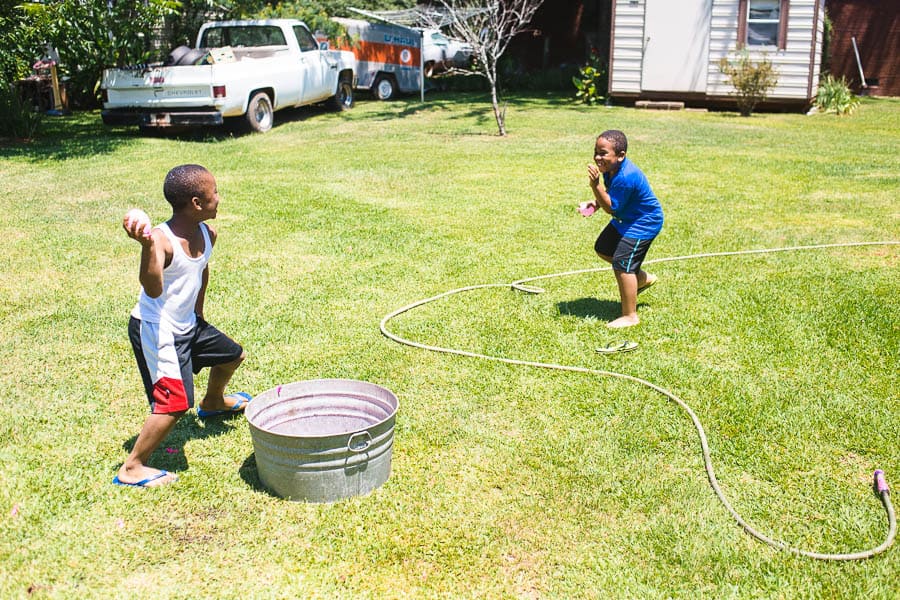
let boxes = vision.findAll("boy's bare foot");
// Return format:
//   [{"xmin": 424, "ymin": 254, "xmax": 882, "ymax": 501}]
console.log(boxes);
[
  {"xmin": 637, "ymin": 273, "xmax": 658, "ymax": 294},
  {"xmin": 607, "ymin": 315, "xmax": 639, "ymax": 329},
  {"xmin": 114, "ymin": 466, "xmax": 178, "ymax": 488}
]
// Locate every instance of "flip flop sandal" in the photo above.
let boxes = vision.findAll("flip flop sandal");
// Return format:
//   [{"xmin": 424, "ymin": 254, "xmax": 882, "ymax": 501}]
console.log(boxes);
[
  {"xmin": 596, "ymin": 340, "xmax": 638, "ymax": 354},
  {"xmin": 637, "ymin": 278, "xmax": 657, "ymax": 295},
  {"xmin": 197, "ymin": 391, "xmax": 252, "ymax": 418},
  {"xmin": 113, "ymin": 470, "xmax": 177, "ymax": 488}
]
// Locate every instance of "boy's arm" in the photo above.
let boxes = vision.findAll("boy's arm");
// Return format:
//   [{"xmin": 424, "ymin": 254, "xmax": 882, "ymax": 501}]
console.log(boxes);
[
  {"xmin": 123, "ymin": 210, "xmax": 168, "ymax": 298},
  {"xmin": 587, "ymin": 165, "xmax": 615, "ymax": 215},
  {"xmin": 136, "ymin": 231, "xmax": 168, "ymax": 298},
  {"xmin": 194, "ymin": 224, "xmax": 217, "ymax": 319}
]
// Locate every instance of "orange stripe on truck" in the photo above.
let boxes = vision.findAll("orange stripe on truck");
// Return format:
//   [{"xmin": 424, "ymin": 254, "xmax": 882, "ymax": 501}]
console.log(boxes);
[{"xmin": 338, "ymin": 40, "xmax": 421, "ymax": 67}]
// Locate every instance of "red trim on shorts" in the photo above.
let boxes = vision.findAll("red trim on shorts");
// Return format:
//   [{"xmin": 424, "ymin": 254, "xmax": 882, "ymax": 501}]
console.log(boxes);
[{"xmin": 151, "ymin": 377, "xmax": 189, "ymax": 413}]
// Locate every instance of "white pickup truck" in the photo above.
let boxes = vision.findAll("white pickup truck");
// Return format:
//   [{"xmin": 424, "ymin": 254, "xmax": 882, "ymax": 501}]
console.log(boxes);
[{"xmin": 101, "ymin": 19, "xmax": 356, "ymax": 133}]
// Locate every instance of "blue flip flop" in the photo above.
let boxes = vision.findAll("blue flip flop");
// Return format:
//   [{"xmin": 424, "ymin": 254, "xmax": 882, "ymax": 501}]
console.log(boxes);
[
  {"xmin": 197, "ymin": 391, "xmax": 252, "ymax": 419},
  {"xmin": 113, "ymin": 470, "xmax": 176, "ymax": 488}
]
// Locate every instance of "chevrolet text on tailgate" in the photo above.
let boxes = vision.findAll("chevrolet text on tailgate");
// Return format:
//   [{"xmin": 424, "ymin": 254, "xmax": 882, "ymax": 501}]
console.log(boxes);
[{"xmin": 101, "ymin": 19, "xmax": 356, "ymax": 133}]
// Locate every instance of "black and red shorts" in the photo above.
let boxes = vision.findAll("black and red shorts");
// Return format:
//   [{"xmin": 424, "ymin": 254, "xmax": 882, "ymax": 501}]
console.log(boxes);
[{"xmin": 129, "ymin": 316, "xmax": 243, "ymax": 414}]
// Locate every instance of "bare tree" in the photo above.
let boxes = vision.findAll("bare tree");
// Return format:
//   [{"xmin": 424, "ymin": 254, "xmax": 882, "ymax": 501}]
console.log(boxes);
[{"xmin": 425, "ymin": 0, "xmax": 545, "ymax": 136}]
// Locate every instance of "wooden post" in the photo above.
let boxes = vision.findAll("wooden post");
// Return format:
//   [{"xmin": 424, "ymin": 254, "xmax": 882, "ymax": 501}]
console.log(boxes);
[{"xmin": 49, "ymin": 62, "xmax": 63, "ymax": 112}]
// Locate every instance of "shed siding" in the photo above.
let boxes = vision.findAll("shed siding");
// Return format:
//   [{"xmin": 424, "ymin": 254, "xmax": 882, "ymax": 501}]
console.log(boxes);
[
  {"xmin": 612, "ymin": 0, "xmax": 822, "ymax": 102},
  {"xmin": 808, "ymin": 0, "xmax": 825, "ymax": 99},
  {"xmin": 708, "ymin": 0, "xmax": 818, "ymax": 99},
  {"xmin": 610, "ymin": 0, "xmax": 645, "ymax": 94}
]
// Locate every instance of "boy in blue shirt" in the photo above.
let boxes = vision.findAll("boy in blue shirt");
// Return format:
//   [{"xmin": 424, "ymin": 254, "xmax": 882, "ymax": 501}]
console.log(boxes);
[{"xmin": 579, "ymin": 130, "xmax": 664, "ymax": 328}]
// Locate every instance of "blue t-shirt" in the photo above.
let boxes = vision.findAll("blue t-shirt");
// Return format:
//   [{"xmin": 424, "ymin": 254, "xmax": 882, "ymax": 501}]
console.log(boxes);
[{"xmin": 603, "ymin": 157, "xmax": 663, "ymax": 239}]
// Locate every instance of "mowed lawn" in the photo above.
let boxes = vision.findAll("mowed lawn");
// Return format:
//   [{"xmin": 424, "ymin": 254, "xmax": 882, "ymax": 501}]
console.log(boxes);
[{"xmin": 0, "ymin": 94, "xmax": 898, "ymax": 598}]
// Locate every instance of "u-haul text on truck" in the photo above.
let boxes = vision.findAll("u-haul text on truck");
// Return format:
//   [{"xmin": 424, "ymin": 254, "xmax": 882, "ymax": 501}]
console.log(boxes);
[{"xmin": 332, "ymin": 17, "xmax": 422, "ymax": 101}]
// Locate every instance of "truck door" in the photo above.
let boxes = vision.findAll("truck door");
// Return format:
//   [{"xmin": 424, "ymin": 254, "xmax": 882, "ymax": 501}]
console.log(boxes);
[{"xmin": 293, "ymin": 25, "xmax": 335, "ymax": 103}]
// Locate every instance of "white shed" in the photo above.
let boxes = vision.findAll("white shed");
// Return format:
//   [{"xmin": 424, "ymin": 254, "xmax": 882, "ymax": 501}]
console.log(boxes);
[{"xmin": 608, "ymin": 0, "xmax": 826, "ymax": 107}]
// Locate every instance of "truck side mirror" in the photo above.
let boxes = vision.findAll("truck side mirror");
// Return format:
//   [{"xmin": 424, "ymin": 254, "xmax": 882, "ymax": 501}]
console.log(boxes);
[{"xmin": 319, "ymin": 41, "xmax": 329, "ymax": 51}]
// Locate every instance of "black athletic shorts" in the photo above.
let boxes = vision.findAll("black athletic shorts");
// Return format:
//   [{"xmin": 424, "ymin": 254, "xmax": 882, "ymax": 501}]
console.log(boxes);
[{"xmin": 594, "ymin": 222, "xmax": 656, "ymax": 274}]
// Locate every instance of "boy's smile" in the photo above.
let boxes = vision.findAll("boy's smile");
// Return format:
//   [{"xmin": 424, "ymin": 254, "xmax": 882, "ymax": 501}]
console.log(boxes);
[{"xmin": 594, "ymin": 137, "xmax": 624, "ymax": 174}]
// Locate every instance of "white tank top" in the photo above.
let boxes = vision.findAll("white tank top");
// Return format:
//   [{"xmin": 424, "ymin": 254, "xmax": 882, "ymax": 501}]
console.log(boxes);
[{"xmin": 131, "ymin": 222, "xmax": 212, "ymax": 333}]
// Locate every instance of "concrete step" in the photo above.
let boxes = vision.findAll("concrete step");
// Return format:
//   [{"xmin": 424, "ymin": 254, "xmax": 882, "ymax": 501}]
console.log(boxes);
[{"xmin": 635, "ymin": 100, "xmax": 685, "ymax": 110}]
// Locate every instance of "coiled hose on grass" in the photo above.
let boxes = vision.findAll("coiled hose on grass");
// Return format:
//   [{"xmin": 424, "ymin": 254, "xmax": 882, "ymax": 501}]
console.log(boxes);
[{"xmin": 380, "ymin": 241, "xmax": 898, "ymax": 561}]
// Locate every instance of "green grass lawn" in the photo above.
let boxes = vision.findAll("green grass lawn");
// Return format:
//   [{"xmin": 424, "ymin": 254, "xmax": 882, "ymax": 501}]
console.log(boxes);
[{"xmin": 1, "ymin": 93, "xmax": 898, "ymax": 598}]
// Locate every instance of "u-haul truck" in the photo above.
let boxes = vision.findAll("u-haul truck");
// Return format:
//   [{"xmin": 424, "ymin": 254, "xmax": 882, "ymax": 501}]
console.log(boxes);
[{"xmin": 332, "ymin": 17, "xmax": 422, "ymax": 101}]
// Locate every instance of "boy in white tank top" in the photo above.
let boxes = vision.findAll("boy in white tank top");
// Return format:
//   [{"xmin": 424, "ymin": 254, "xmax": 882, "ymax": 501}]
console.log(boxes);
[{"xmin": 115, "ymin": 165, "xmax": 248, "ymax": 488}]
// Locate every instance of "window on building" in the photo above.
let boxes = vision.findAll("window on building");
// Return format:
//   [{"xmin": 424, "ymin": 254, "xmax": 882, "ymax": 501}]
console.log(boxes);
[{"xmin": 738, "ymin": 0, "xmax": 789, "ymax": 50}]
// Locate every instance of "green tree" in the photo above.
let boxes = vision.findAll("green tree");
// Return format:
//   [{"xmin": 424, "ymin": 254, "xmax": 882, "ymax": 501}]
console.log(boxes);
[
  {"xmin": 0, "ymin": 0, "xmax": 417, "ymax": 109},
  {"xmin": 161, "ymin": 1, "xmax": 266, "ymax": 49},
  {"xmin": 159, "ymin": 1, "xmax": 417, "ymax": 62},
  {"xmin": 2, "ymin": 1, "xmax": 179, "ymax": 108},
  {"xmin": 255, "ymin": 0, "xmax": 417, "ymax": 41},
  {"xmin": 0, "ymin": 0, "xmax": 44, "ymax": 84}
]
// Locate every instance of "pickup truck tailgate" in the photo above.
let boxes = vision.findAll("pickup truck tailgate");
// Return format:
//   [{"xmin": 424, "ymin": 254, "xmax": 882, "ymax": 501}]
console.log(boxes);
[{"xmin": 103, "ymin": 67, "xmax": 215, "ymax": 108}]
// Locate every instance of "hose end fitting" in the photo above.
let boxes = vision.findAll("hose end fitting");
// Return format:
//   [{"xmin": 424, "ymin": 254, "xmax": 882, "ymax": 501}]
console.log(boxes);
[{"xmin": 874, "ymin": 470, "xmax": 889, "ymax": 494}]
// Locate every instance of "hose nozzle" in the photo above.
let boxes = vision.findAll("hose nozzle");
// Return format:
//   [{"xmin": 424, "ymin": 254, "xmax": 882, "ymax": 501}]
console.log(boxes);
[{"xmin": 874, "ymin": 470, "xmax": 889, "ymax": 494}]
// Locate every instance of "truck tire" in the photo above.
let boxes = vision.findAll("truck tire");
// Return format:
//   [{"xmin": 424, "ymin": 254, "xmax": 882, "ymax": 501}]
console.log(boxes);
[
  {"xmin": 245, "ymin": 92, "xmax": 274, "ymax": 133},
  {"xmin": 164, "ymin": 45, "xmax": 191, "ymax": 66},
  {"xmin": 372, "ymin": 75, "xmax": 396, "ymax": 101},
  {"xmin": 328, "ymin": 78, "xmax": 354, "ymax": 111},
  {"xmin": 176, "ymin": 48, "xmax": 206, "ymax": 66}
]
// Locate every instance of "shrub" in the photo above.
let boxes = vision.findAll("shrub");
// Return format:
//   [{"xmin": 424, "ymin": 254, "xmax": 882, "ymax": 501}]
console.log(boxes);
[
  {"xmin": 814, "ymin": 74, "xmax": 859, "ymax": 115},
  {"xmin": 572, "ymin": 50, "xmax": 606, "ymax": 105},
  {"xmin": 0, "ymin": 81, "xmax": 43, "ymax": 140},
  {"xmin": 718, "ymin": 50, "xmax": 778, "ymax": 116}
]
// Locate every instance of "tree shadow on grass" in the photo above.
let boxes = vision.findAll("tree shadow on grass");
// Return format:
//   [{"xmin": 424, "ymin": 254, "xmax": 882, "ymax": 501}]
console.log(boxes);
[
  {"xmin": 0, "ymin": 90, "xmax": 571, "ymax": 160},
  {"xmin": 353, "ymin": 91, "xmax": 568, "ymax": 130},
  {"xmin": 119, "ymin": 413, "xmax": 246, "ymax": 474},
  {"xmin": 0, "ymin": 106, "xmax": 329, "ymax": 161},
  {"xmin": 353, "ymin": 95, "xmax": 491, "ymax": 126},
  {"xmin": 0, "ymin": 112, "xmax": 137, "ymax": 161}
]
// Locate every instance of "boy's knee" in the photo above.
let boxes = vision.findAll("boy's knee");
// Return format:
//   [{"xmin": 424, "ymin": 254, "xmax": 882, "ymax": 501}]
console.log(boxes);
[{"xmin": 228, "ymin": 350, "xmax": 247, "ymax": 369}]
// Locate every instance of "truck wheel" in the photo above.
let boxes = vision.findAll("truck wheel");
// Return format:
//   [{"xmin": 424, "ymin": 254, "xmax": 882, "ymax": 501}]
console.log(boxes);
[
  {"xmin": 176, "ymin": 48, "xmax": 206, "ymax": 66},
  {"xmin": 328, "ymin": 79, "xmax": 354, "ymax": 111},
  {"xmin": 165, "ymin": 46, "xmax": 191, "ymax": 66},
  {"xmin": 245, "ymin": 92, "xmax": 273, "ymax": 133},
  {"xmin": 372, "ymin": 75, "xmax": 396, "ymax": 101}
]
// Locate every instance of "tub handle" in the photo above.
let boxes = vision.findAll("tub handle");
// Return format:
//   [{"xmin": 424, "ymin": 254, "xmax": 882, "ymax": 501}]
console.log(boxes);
[{"xmin": 347, "ymin": 431, "xmax": 372, "ymax": 453}]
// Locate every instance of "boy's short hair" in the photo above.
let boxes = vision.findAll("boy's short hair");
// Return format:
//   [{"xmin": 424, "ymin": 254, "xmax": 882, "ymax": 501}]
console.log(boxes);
[
  {"xmin": 163, "ymin": 164, "xmax": 210, "ymax": 210},
  {"xmin": 598, "ymin": 130, "xmax": 628, "ymax": 155}
]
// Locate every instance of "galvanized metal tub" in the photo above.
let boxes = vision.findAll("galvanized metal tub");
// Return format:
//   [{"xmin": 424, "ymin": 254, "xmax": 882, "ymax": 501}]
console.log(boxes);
[{"xmin": 245, "ymin": 379, "xmax": 399, "ymax": 503}]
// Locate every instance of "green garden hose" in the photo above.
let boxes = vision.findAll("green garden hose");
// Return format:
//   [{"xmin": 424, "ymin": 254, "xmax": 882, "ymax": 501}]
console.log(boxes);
[{"xmin": 380, "ymin": 241, "xmax": 898, "ymax": 561}]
